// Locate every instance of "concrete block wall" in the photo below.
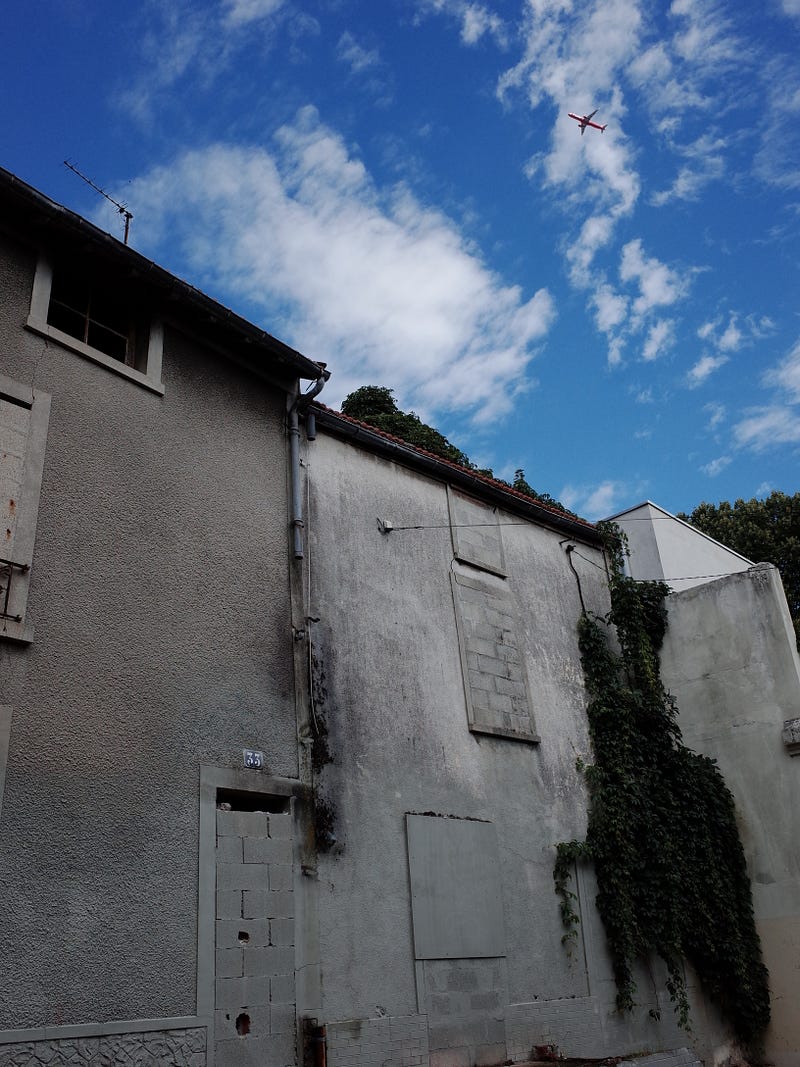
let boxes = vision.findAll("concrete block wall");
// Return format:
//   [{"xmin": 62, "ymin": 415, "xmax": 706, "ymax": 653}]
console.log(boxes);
[
  {"xmin": 0, "ymin": 1027, "xmax": 206, "ymax": 1066},
  {"xmin": 214, "ymin": 807, "xmax": 295, "ymax": 1067},
  {"xmin": 423, "ymin": 958, "xmax": 508, "ymax": 1067},
  {"xmin": 326, "ymin": 1015, "xmax": 428, "ymax": 1067}
]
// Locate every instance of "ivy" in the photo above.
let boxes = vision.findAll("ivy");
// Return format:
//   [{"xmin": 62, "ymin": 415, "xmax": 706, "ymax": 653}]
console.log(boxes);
[{"xmin": 555, "ymin": 524, "xmax": 770, "ymax": 1050}]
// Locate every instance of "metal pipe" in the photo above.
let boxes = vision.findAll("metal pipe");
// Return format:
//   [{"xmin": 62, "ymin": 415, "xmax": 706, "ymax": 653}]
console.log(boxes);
[{"xmin": 288, "ymin": 366, "xmax": 330, "ymax": 560}]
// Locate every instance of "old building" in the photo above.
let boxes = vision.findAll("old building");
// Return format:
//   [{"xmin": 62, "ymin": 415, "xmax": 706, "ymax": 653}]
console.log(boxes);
[{"xmin": 0, "ymin": 170, "xmax": 778, "ymax": 1067}]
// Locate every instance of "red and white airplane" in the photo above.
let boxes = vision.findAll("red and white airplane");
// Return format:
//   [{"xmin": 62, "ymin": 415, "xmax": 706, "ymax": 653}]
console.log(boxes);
[{"xmin": 568, "ymin": 109, "xmax": 607, "ymax": 135}]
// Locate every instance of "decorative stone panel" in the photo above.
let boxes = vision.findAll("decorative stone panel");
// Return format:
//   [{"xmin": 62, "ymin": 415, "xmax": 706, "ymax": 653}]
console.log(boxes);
[{"xmin": 0, "ymin": 1027, "xmax": 206, "ymax": 1066}]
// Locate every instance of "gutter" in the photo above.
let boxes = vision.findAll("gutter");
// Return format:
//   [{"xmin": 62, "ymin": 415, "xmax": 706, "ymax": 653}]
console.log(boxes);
[{"xmin": 312, "ymin": 406, "xmax": 601, "ymax": 546}]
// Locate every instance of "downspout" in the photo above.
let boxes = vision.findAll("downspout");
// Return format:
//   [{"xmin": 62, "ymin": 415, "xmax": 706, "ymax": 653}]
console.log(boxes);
[{"xmin": 289, "ymin": 364, "xmax": 330, "ymax": 560}]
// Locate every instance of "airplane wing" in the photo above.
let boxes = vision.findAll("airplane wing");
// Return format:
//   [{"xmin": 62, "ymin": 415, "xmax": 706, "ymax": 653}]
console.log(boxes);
[
  {"xmin": 580, "ymin": 125, "xmax": 586, "ymax": 135},
  {"xmin": 586, "ymin": 109, "xmax": 598, "ymax": 120}
]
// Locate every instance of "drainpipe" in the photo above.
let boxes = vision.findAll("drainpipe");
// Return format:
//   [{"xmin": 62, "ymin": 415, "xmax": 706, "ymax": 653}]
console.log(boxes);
[{"xmin": 289, "ymin": 365, "xmax": 330, "ymax": 560}]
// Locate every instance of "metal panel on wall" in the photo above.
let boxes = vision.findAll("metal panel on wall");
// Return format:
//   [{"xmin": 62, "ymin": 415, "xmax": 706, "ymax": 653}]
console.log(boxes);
[{"xmin": 405, "ymin": 813, "xmax": 506, "ymax": 959}]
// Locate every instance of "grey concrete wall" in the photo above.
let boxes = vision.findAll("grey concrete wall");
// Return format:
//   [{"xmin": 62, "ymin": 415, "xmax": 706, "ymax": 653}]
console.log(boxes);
[
  {"xmin": 0, "ymin": 230, "xmax": 298, "ymax": 1035},
  {"xmin": 659, "ymin": 565, "xmax": 800, "ymax": 1067},
  {"xmin": 302, "ymin": 431, "xmax": 724, "ymax": 1064}
]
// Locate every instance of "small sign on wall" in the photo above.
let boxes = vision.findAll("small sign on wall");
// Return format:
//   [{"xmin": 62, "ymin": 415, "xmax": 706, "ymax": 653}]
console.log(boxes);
[{"xmin": 243, "ymin": 748, "xmax": 265, "ymax": 770}]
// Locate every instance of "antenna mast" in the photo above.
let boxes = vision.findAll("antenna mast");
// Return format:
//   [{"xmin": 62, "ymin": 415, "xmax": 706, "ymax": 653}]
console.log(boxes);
[{"xmin": 63, "ymin": 159, "xmax": 133, "ymax": 245}]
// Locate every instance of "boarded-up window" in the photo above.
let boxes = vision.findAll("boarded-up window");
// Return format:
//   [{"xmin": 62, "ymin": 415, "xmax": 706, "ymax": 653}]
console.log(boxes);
[
  {"xmin": 406, "ymin": 813, "xmax": 506, "ymax": 959},
  {"xmin": 451, "ymin": 567, "xmax": 539, "ymax": 743},
  {"xmin": 0, "ymin": 375, "xmax": 51, "ymax": 643},
  {"xmin": 448, "ymin": 487, "xmax": 505, "ymax": 576}
]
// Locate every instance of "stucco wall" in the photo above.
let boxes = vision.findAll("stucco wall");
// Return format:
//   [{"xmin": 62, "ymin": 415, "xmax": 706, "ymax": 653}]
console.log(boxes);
[
  {"xmin": 0, "ymin": 230, "xmax": 298, "ymax": 1033},
  {"xmin": 302, "ymin": 431, "xmax": 723, "ymax": 1063},
  {"xmin": 659, "ymin": 565, "xmax": 800, "ymax": 1066}
]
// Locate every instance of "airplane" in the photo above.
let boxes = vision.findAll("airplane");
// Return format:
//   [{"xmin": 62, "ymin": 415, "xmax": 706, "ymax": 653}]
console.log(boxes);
[{"xmin": 568, "ymin": 109, "xmax": 607, "ymax": 135}]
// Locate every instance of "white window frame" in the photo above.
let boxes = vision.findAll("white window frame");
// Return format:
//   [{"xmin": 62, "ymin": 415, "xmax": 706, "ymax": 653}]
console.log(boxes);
[
  {"xmin": 26, "ymin": 257, "xmax": 164, "ymax": 396},
  {"xmin": 0, "ymin": 374, "xmax": 51, "ymax": 643}
]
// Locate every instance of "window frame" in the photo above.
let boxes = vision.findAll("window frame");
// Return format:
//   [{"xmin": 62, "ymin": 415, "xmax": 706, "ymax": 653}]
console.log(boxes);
[
  {"xmin": 26, "ymin": 257, "xmax": 164, "ymax": 396},
  {"xmin": 0, "ymin": 374, "xmax": 51, "ymax": 644}
]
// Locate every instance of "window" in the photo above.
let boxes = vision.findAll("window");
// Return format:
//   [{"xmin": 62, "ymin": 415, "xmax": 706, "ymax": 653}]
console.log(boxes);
[
  {"xmin": 26, "ymin": 258, "xmax": 164, "ymax": 394},
  {"xmin": 0, "ymin": 374, "xmax": 51, "ymax": 643}
]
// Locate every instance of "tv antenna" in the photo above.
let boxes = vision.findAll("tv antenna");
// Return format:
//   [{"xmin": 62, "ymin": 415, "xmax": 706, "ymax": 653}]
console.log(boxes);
[{"xmin": 63, "ymin": 159, "xmax": 133, "ymax": 245}]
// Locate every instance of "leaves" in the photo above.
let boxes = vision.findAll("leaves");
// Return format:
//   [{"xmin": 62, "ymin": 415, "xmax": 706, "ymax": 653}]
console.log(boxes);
[{"xmin": 555, "ymin": 526, "xmax": 770, "ymax": 1048}]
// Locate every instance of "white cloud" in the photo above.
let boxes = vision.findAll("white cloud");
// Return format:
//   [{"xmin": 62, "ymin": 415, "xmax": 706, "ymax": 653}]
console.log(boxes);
[
  {"xmin": 642, "ymin": 319, "xmax": 675, "ymax": 361},
  {"xmin": 700, "ymin": 454, "xmax": 732, "ymax": 476},
  {"xmin": 754, "ymin": 57, "xmax": 800, "ymax": 189},
  {"xmin": 336, "ymin": 31, "xmax": 381, "ymax": 74},
  {"xmin": 119, "ymin": 108, "xmax": 555, "ymax": 423},
  {"xmin": 687, "ymin": 353, "xmax": 728, "ymax": 387},
  {"xmin": 415, "ymin": 0, "xmax": 507, "ymax": 46},
  {"xmin": 619, "ymin": 239, "xmax": 687, "ymax": 318},
  {"xmin": 560, "ymin": 479, "xmax": 629, "ymax": 520},
  {"xmin": 763, "ymin": 338, "xmax": 800, "ymax": 401},
  {"xmin": 704, "ymin": 401, "xmax": 726, "ymax": 429},
  {"xmin": 651, "ymin": 134, "xmax": 725, "ymax": 205},
  {"xmin": 223, "ymin": 0, "xmax": 285, "ymax": 26},
  {"xmin": 734, "ymin": 406, "xmax": 800, "ymax": 450}
]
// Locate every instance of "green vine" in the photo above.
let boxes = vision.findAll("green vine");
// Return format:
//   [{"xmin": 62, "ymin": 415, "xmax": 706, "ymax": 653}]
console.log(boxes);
[{"xmin": 555, "ymin": 523, "xmax": 770, "ymax": 1048}]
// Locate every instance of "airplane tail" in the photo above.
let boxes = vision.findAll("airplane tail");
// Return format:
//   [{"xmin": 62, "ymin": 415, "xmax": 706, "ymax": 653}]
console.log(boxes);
[{"xmin": 601, "ymin": 124, "xmax": 607, "ymax": 132}]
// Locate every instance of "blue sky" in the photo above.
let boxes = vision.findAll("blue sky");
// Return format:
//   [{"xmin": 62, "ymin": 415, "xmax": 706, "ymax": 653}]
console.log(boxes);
[{"xmin": 3, "ymin": 0, "xmax": 799, "ymax": 518}]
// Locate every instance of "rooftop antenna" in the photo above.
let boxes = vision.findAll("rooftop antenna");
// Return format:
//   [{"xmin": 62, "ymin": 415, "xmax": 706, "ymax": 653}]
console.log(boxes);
[{"xmin": 63, "ymin": 159, "xmax": 133, "ymax": 245}]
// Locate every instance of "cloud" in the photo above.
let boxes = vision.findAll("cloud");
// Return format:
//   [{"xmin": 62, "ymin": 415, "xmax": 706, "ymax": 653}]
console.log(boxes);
[
  {"xmin": 560, "ymin": 479, "xmax": 630, "ymax": 520},
  {"xmin": 414, "ymin": 0, "xmax": 507, "ymax": 46},
  {"xmin": 733, "ymin": 407, "xmax": 800, "ymax": 451},
  {"xmin": 704, "ymin": 401, "xmax": 726, "ymax": 429},
  {"xmin": 650, "ymin": 134, "xmax": 725, "ymax": 205},
  {"xmin": 118, "ymin": 108, "xmax": 555, "ymax": 422},
  {"xmin": 619, "ymin": 239, "xmax": 687, "ymax": 318},
  {"xmin": 763, "ymin": 338, "xmax": 800, "ymax": 401},
  {"xmin": 700, "ymin": 454, "xmax": 732, "ymax": 476},
  {"xmin": 336, "ymin": 31, "xmax": 381, "ymax": 74},
  {"xmin": 687, "ymin": 353, "xmax": 728, "ymax": 387},
  {"xmin": 642, "ymin": 319, "xmax": 675, "ymax": 361},
  {"xmin": 223, "ymin": 0, "xmax": 285, "ymax": 26},
  {"xmin": 754, "ymin": 57, "xmax": 800, "ymax": 190}
]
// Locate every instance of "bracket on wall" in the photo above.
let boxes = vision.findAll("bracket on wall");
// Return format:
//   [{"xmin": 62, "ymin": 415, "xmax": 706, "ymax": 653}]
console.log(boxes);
[{"xmin": 0, "ymin": 558, "xmax": 29, "ymax": 622}]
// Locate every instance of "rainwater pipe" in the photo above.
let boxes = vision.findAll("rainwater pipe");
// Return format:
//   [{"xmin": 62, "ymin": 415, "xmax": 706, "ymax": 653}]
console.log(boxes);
[{"xmin": 289, "ymin": 365, "xmax": 330, "ymax": 559}]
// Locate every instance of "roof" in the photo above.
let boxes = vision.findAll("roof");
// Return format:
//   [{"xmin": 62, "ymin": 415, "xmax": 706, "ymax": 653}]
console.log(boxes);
[
  {"xmin": 0, "ymin": 166, "xmax": 324, "ymax": 385},
  {"xmin": 312, "ymin": 403, "xmax": 601, "ymax": 544},
  {"xmin": 608, "ymin": 500, "xmax": 754, "ymax": 566}
]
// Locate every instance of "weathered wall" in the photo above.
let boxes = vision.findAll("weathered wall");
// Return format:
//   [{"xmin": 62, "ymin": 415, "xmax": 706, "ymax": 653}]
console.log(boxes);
[
  {"xmin": 659, "ymin": 565, "xmax": 800, "ymax": 1067},
  {"xmin": 303, "ymin": 431, "xmax": 723, "ymax": 1065},
  {"xmin": 0, "ymin": 230, "xmax": 298, "ymax": 1040}
]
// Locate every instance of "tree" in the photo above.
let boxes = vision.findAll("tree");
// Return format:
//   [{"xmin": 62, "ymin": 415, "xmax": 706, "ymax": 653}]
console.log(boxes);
[
  {"xmin": 340, "ymin": 386, "xmax": 575, "ymax": 516},
  {"xmin": 679, "ymin": 491, "xmax": 800, "ymax": 647}
]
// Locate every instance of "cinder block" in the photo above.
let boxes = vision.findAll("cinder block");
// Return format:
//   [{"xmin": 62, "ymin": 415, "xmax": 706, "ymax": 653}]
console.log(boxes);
[
  {"xmin": 244, "ymin": 837, "xmax": 293, "ymax": 864},
  {"xmin": 270, "ymin": 1002, "xmax": 296, "ymax": 1034},
  {"xmin": 215, "ymin": 975, "xmax": 269, "ymax": 1009},
  {"xmin": 216, "ymin": 948, "xmax": 244, "ymax": 979},
  {"xmin": 475, "ymin": 1043, "xmax": 507, "ymax": 1066},
  {"xmin": 428, "ymin": 1047, "xmax": 471, "ymax": 1067},
  {"xmin": 216, "ymin": 835, "xmax": 245, "ymax": 863},
  {"xmin": 269, "ymin": 864, "xmax": 293, "ymax": 891},
  {"xmin": 217, "ymin": 809, "xmax": 270, "ymax": 838},
  {"xmin": 216, "ymin": 918, "xmax": 270, "ymax": 950},
  {"xmin": 270, "ymin": 917, "xmax": 295, "ymax": 946},
  {"xmin": 217, "ymin": 862, "xmax": 270, "ymax": 891},
  {"xmin": 269, "ymin": 813, "xmax": 293, "ymax": 839},
  {"xmin": 270, "ymin": 972, "xmax": 296, "ymax": 1003},
  {"xmin": 215, "ymin": 1005, "xmax": 270, "ymax": 1041},
  {"xmin": 243, "ymin": 890, "xmax": 268, "ymax": 918},
  {"xmin": 243, "ymin": 946, "xmax": 295, "ymax": 977},
  {"xmin": 266, "ymin": 890, "xmax": 294, "ymax": 919},
  {"xmin": 216, "ymin": 890, "xmax": 242, "ymax": 920},
  {"xmin": 214, "ymin": 1032, "xmax": 294, "ymax": 1067}
]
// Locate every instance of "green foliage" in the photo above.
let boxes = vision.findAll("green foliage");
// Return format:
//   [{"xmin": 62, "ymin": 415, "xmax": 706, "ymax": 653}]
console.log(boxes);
[
  {"xmin": 679, "ymin": 491, "xmax": 800, "ymax": 648},
  {"xmin": 340, "ymin": 388, "xmax": 575, "ymax": 515},
  {"xmin": 555, "ymin": 524, "xmax": 770, "ymax": 1048}
]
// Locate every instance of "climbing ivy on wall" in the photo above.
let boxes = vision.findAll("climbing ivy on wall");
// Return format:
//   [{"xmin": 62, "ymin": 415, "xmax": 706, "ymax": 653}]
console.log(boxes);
[{"xmin": 555, "ymin": 524, "xmax": 770, "ymax": 1049}]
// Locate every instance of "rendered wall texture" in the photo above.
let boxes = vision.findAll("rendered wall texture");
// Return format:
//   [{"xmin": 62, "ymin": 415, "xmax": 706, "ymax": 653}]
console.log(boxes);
[
  {"xmin": 0, "ymin": 230, "xmax": 298, "ymax": 1032},
  {"xmin": 301, "ymin": 430, "xmax": 724, "ymax": 1064},
  {"xmin": 659, "ymin": 565, "xmax": 800, "ymax": 1067}
]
